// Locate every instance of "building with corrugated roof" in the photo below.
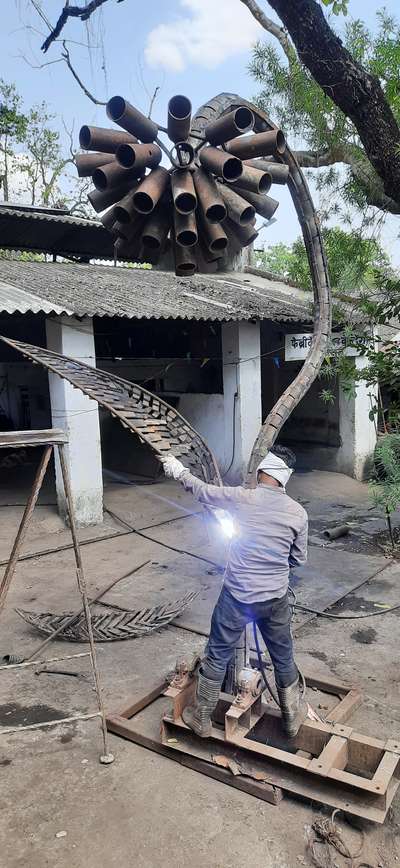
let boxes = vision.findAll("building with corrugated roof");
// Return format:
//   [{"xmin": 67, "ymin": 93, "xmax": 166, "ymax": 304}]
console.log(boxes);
[{"xmin": 0, "ymin": 205, "xmax": 376, "ymax": 524}]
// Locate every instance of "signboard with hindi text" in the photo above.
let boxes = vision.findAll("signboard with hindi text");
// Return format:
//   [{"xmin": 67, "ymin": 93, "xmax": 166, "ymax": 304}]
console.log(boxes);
[{"xmin": 285, "ymin": 332, "xmax": 358, "ymax": 361}]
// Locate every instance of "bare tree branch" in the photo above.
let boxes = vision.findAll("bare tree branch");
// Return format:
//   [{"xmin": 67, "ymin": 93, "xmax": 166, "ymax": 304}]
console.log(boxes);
[
  {"xmin": 239, "ymin": 0, "xmax": 293, "ymax": 60},
  {"xmin": 61, "ymin": 43, "xmax": 107, "ymax": 105},
  {"xmin": 147, "ymin": 86, "xmax": 160, "ymax": 119},
  {"xmin": 41, "ymin": 0, "xmax": 125, "ymax": 54},
  {"xmin": 293, "ymin": 147, "xmax": 400, "ymax": 214}
]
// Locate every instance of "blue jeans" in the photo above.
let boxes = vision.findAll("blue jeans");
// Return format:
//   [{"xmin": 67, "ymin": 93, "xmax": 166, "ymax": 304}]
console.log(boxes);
[{"xmin": 202, "ymin": 585, "xmax": 297, "ymax": 688}]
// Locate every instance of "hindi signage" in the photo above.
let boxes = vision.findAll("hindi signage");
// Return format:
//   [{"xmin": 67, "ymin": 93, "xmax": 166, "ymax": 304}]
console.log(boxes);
[{"xmin": 285, "ymin": 332, "xmax": 358, "ymax": 361}]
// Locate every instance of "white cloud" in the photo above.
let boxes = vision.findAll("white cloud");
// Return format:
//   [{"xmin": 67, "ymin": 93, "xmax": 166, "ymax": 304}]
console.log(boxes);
[{"xmin": 144, "ymin": 0, "xmax": 260, "ymax": 72}]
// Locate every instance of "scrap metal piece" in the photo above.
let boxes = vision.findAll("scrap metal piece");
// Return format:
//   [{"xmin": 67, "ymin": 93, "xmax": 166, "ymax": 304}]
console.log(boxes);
[{"xmin": 15, "ymin": 592, "xmax": 199, "ymax": 643}]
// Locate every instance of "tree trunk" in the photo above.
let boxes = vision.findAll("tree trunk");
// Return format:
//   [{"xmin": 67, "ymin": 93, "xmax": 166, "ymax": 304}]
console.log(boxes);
[{"xmin": 265, "ymin": 0, "xmax": 400, "ymax": 207}]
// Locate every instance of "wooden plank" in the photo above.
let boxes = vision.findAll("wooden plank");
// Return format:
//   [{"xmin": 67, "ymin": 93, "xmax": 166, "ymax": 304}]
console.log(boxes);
[{"xmin": 0, "ymin": 428, "xmax": 68, "ymax": 448}]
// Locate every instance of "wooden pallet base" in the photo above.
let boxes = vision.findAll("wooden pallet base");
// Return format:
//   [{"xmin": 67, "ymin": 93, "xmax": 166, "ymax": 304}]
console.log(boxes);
[{"xmin": 106, "ymin": 675, "xmax": 400, "ymax": 823}]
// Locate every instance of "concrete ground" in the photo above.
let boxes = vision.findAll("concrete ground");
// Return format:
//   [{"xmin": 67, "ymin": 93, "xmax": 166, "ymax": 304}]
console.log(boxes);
[{"xmin": 0, "ymin": 466, "xmax": 400, "ymax": 868}]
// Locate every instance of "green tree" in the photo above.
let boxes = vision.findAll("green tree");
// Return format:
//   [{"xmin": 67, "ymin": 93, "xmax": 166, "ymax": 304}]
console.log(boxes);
[
  {"xmin": 0, "ymin": 81, "xmax": 28, "ymax": 200},
  {"xmin": 247, "ymin": 5, "xmax": 400, "ymax": 217},
  {"xmin": 255, "ymin": 228, "xmax": 389, "ymax": 291},
  {"xmin": 0, "ymin": 79, "xmax": 88, "ymax": 212}
]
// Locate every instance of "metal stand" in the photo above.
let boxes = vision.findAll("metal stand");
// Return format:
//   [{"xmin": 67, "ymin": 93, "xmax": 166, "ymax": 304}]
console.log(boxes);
[{"xmin": 0, "ymin": 429, "xmax": 114, "ymax": 763}]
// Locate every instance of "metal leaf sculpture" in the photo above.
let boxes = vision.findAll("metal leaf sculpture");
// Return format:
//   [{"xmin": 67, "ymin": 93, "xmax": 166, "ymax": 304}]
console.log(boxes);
[
  {"xmin": 15, "ymin": 591, "xmax": 198, "ymax": 642},
  {"xmin": 0, "ymin": 336, "xmax": 221, "ymax": 484},
  {"xmin": 76, "ymin": 94, "xmax": 290, "ymax": 276}
]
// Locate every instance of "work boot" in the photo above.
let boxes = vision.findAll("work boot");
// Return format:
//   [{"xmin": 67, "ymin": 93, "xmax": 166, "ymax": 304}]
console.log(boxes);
[
  {"xmin": 182, "ymin": 671, "xmax": 221, "ymax": 737},
  {"xmin": 276, "ymin": 674, "xmax": 307, "ymax": 739}
]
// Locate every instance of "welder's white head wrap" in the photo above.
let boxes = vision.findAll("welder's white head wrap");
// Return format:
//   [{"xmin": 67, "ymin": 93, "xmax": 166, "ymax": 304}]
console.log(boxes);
[{"xmin": 257, "ymin": 452, "xmax": 293, "ymax": 489}]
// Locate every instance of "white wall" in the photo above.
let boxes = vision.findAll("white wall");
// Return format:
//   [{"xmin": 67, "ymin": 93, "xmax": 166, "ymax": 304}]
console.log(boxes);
[
  {"xmin": 178, "ymin": 393, "xmax": 225, "ymax": 470},
  {"xmin": 45, "ymin": 316, "xmax": 103, "ymax": 526},
  {"xmin": 337, "ymin": 356, "xmax": 377, "ymax": 480},
  {"xmin": 222, "ymin": 321, "xmax": 262, "ymax": 482}
]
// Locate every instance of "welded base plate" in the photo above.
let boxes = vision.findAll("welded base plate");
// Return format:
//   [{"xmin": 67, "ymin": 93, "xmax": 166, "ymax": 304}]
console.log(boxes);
[{"xmin": 106, "ymin": 675, "xmax": 400, "ymax": 823}]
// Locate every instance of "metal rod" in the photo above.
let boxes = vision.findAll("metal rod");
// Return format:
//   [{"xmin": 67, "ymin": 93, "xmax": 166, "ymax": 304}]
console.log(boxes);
[
  {"xmin": 0, "ymin": 445, "xmax": 52, "ymax": 617},
  {"xmin": 0, "ymin": 652, "xmax": 90, "ymax": 672},
  {"xmin": 0, "ymin": 712, "xmax": 101, "ymax": 736},
  {"xmin": 57, "ymin": 444, "xmax": 113, "ymax": 763}
]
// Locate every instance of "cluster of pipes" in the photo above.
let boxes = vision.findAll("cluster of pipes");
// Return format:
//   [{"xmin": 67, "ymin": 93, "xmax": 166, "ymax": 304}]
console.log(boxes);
[{"xmin": 76, "ymin": 95, "xmax": 290, "ymax": 276}]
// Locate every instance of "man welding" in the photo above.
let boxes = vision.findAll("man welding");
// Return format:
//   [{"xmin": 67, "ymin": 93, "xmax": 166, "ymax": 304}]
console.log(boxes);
[{"xmin": 161, "ymin": 445, "xmax": 308, "ymax": 740}]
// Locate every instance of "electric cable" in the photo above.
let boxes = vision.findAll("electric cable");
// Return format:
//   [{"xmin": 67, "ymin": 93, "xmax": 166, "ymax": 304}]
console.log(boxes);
[{"xmin": 252, "ymin": 620, "xmax": 279, "ymax": 705}]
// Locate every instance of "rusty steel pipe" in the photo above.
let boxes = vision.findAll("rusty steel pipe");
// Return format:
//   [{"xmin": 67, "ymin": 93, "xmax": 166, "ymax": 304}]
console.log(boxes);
[
  {"xmin": 226, "ymin": 129, "xmax": 286, "ymax": 160},
  {"xmin": 133, "ymin": 167, "xmax": 170, "ymax": 214},
  {"xmin": 79, "ymin": 125, "xmax": 137, "ymax": 153},
  {"xmin": 225, "ymin": 217, "xmax": 259, "ymax": 248},
  {"xmin": 113, "ymin": 188, "xmax": 141, "ymax": 224},
  {"xmin": 117, "ymin": 217, "xmax": 144, "ymax": 241},
  {"xmin": 114, "ymin": 235, "xmax": 141, "ymax": 259},
  {"xmin": 88, "ymin": 182, "xmax": 134, "ymax": 212},
  {"xmin": 75, "ymin": 152, "xmax": 115, "ymax": 177},
  {"xmin": 174, "ymin": 209, "xmax": 198, "ymax": 247},
  {"xmin": 199, "ymin": 146, "xmax": 242, "ymax": 182},
  {"xmin": 244, "ymin": 158, "xmax": 289, "ymax": 185},
  {"xmin": 193, "ymin": 168, "xmax": 226, "ymax": 223},
  {"xmin": 205, "ymin": 106, "xmax": 254, "ymax": 146},
  {"xmin": 201, "ymin": 216, "xmax": 228, "ymax": 253},
  {"xmin": 100, "ymin": 206, "xmax": 118, "ymax": 233},
  {"xmin": 218, "ymin": 184, "xmax": 255, "ymax": 225},
  {"xmin": 233, "ymin": 187, "xmax": 279, "ymax": 220},
  {"xmin": 107, "ymin": 95, "xmax": 158, "ymax": 143},
  {"xmin": 198, "ymin": 237, "xmax": 224, "ymax": 264},
  {"xmin": 92, "ymin": 161, "xmax": 141, "ymax": 192},
  {"xmin": 174, "ymin": 240, "xmax": 197, "ymax": 276},
  {"xmin": 116, "ymin": 142, "xmax": 162, "ymax": 172},
  {"xmin": 168, "ymin": 95, "xmax": 192, "ymax": 144},
  {"xmin": 232, "ymin": 165, "xmax": 271, "ymax": 195},
  {"xmin": 142, "ymin": 204, "xmax": 171, "ymax": 250},
  {"xmin": 171, "ymin": 170, "xmax": 197, "ymax": 214}
]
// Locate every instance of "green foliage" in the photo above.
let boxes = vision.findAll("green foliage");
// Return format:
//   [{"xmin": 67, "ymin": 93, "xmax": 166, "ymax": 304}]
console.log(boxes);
[
  {"xmin": 370, "ymin": 434, "xmax": 400, "ymax": 515},
  {"xmin": 255, "ymin": 227, "xmax": 389, "ymax": 292},
  {"xmin": 0, "ymin": 78, "xmax": 85, "ymax": 212},
  {"xmin": 321, "ymin": 0, "xmax": 348, "ymax": 13},
  {"xmin": 250, "ymin": 10, "xmax": 400, "ymax": 215}
]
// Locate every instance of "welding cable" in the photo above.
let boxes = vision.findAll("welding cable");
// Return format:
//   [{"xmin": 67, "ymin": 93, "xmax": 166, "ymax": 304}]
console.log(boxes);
[
  {"xmin": 292, "ymin": 601, "xmax": 400, "ymax": 619},
  {"xmin": 288, "ymin": 584, "xmax": 400, "ymax": 619},
  {"xmin": 105, "ymin": 506, "xmax": 224, "ymax": 572},
  {"xmin": 252, "ymin": 620, "xmax": 279, "ymax": 706}
]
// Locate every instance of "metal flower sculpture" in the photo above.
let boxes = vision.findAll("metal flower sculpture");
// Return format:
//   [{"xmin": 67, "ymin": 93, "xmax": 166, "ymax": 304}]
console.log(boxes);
[{"xmin": 76, "ymin": 94, "xmax": 289, "ymax": 276}]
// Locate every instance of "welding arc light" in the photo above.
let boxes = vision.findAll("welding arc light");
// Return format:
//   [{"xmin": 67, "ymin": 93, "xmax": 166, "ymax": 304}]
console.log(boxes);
[{"xmin": 214, "ymin": 509, "xmax": 235, "ymax": 539}]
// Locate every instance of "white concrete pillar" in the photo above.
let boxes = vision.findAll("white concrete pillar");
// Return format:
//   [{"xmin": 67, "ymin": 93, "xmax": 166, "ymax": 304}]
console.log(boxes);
[
  {"xmin": 222, "ymin": 321, "xmax": 262, "ymax": 482},
  {"xmin": 45, "ymin": 316, "xmax": 103, "ymax": 526},
  {"xmin": 338, "ymin": 355, "xmax": 377, "ymax": 480}
]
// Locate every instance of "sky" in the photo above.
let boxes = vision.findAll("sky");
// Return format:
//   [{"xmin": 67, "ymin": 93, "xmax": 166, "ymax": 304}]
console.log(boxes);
[{"xmin": 1, "ymin": 0, "xmax": 399, "ymax": 259}]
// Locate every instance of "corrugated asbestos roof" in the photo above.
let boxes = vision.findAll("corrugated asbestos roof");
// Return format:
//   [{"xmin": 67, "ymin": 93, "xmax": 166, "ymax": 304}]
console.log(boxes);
[
  {"xmin": 0, "ymin": 205, "xmax": 116, "ymax": 260},
  {"xmin": 0, "ymin": 260, "xmax": 313, "ymax": 322}
]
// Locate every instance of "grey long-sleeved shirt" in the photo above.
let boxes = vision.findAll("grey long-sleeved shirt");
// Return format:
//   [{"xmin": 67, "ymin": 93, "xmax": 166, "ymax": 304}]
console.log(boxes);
[{"xmin": 180, "ymin": 471, "xmax": 308, "ymax": 604}]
